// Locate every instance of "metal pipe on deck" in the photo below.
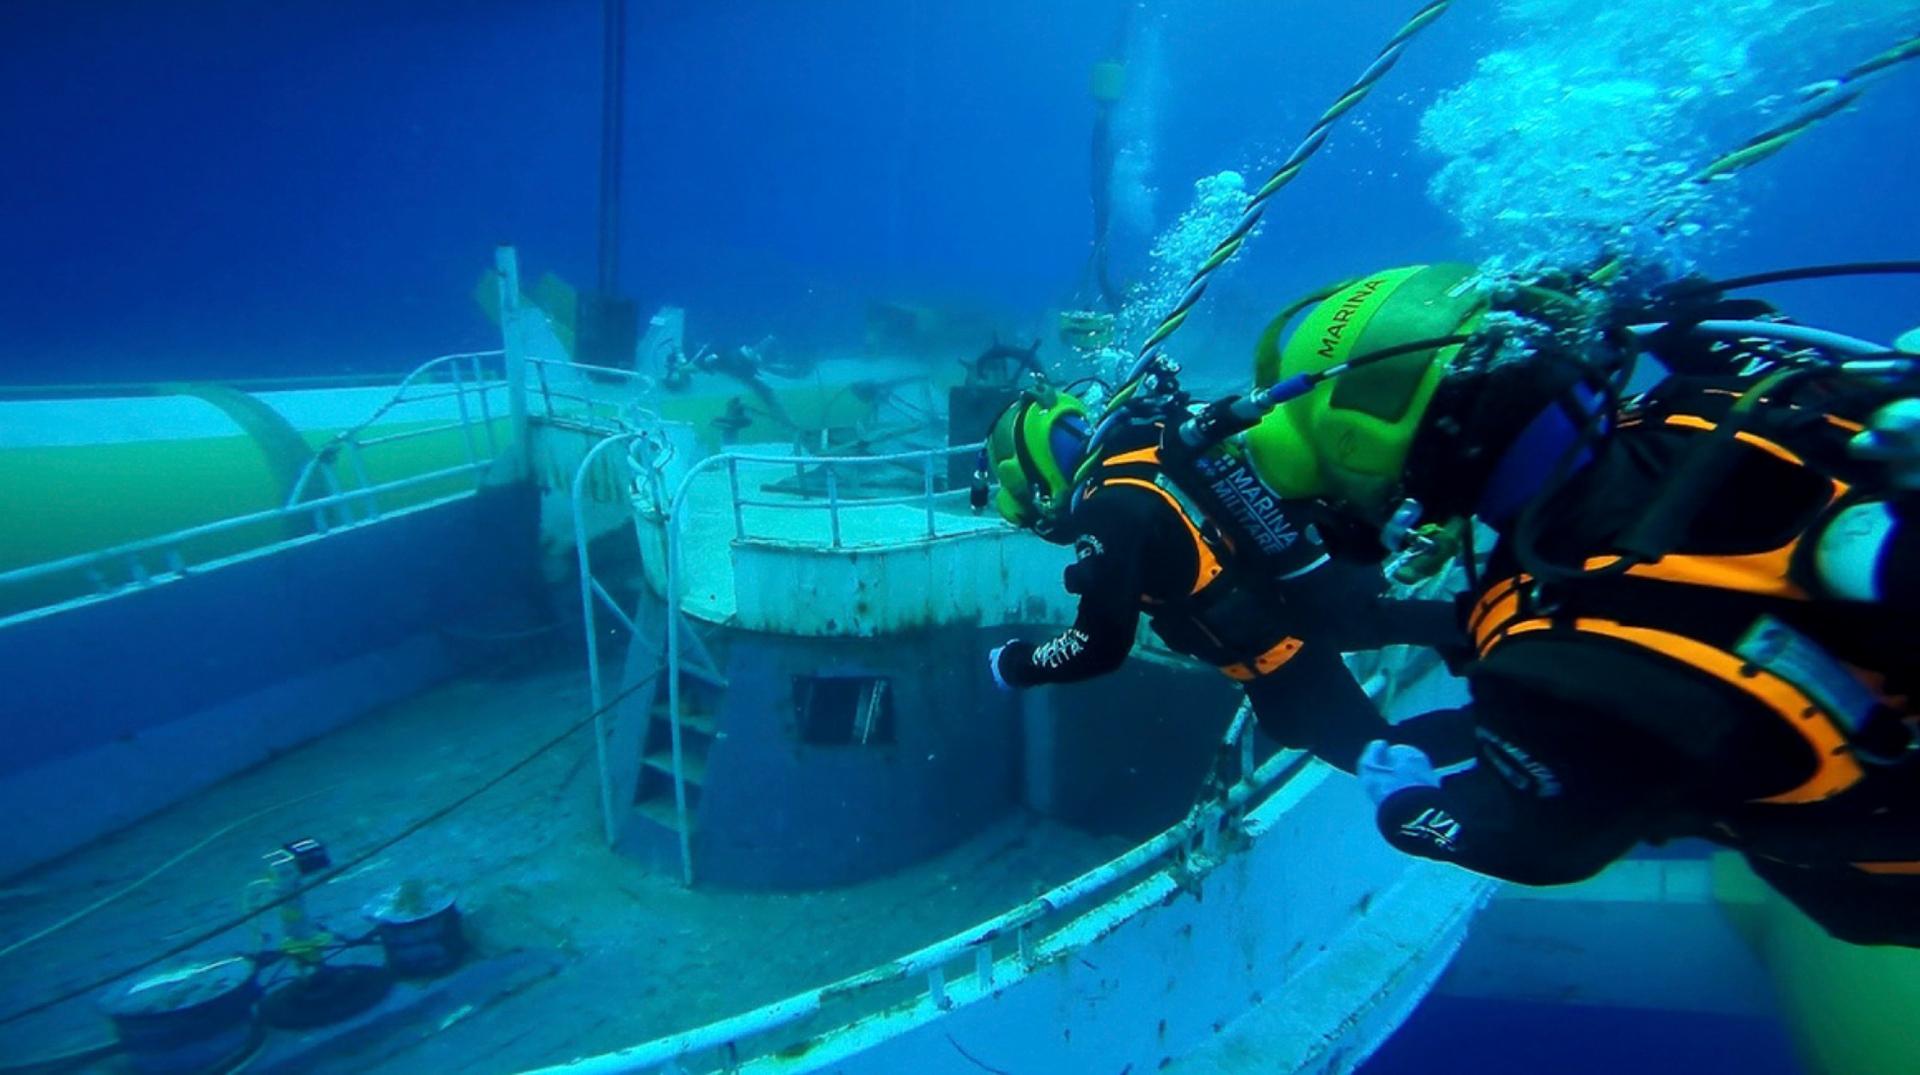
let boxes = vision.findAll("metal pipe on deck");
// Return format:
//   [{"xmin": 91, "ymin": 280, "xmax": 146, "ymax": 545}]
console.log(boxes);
[
  {"xmin": 596, "ymin": 0, "xmax": 627, "ymax": 296},
  {"xmin": 494, "ymin": 246, "xmax": 532, "ymax": 478}
]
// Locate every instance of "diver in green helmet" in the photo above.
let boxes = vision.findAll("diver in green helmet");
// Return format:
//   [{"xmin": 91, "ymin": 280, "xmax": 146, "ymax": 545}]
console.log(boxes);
[
  {"xmin": 975, "ymin": 380, "xmax": 1472, "ymax": 774},
  {"xmin": 1246, "ymin": 260, "xmax": 1920, "ymax": 946}
]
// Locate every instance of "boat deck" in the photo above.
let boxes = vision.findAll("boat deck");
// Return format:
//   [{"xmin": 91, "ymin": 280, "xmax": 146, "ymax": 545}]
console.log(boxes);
[
  {"xmin": 0, "ymin": 653, "xmax": 1129, "ymax": 1074},
  {"xmin": 663, "ymin": 446, "xmax": 1039, "ymax": 628}
]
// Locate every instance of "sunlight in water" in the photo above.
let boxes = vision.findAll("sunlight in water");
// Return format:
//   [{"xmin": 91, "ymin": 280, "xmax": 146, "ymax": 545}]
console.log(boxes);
[{"xmin": 1420, "ymin": 0, "xmax": 1920, "ymax": 271}]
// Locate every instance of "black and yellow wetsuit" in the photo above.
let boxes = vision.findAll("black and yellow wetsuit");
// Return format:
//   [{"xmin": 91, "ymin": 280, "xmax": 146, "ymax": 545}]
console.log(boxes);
[
  {"xmin": 995, "ymin": 428, "xmax": 1468, "ymax": 771},
  {"xmin": 1382, "ymin": 375, "xmax": 1920, "ymax": 945}
]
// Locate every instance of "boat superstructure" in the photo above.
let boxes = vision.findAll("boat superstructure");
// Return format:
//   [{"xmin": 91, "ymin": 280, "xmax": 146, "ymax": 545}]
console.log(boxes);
[{"xmin": 1, "ymin": 247, "xmax": 1491, "ymax": 1075}]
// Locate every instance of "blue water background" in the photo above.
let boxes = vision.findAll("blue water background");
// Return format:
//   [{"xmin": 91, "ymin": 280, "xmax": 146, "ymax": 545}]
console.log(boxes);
[
  {"xmin": 3, "ymin": 1, "xmax": 1915, "ymax": 385},
  {"xmin": 1, "ymin": 5, "xmax": 1909, "ymax": 1070},
  {"xmin": 1364, "ymin": 996, "xmax": 1805, "ymax": 1075}
]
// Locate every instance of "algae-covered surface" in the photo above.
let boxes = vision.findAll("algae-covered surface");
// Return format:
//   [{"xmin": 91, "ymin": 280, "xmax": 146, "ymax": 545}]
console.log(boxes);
[{"xmin": 0, "ymin": 654, "xmax": 1127, "ymax": 1073}]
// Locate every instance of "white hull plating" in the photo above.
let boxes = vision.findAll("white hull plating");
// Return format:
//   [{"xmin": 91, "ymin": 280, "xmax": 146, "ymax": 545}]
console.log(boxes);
[{"xmin": 526, "ymin": 765, "xmax": 1494, "ymax": 1075}]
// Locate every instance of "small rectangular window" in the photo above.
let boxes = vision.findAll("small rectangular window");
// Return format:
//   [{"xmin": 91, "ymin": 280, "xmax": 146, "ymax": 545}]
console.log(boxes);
[{"xmin": 794, "ymin": 675, "xmax": 894, "ymax": 745}]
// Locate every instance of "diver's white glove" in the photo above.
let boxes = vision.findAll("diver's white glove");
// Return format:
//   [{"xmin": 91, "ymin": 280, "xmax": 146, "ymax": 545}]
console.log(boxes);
[
  {"xmin": 1358, "ymin": 740, "xmax": 1442, "ymax": 805},
  {"xmin": 988, "ymin": 639, "xmax": 1029, "ymax": 691}
]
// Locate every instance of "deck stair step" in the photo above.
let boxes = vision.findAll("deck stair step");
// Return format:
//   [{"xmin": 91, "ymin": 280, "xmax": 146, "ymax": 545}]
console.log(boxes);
[
  {"xmin": 648, "ymin": 704, "xmax": 716, "ymax": 738},
  {"xmin": 634, "ymin": 797, "xmax": 686, "ymax": 831},
  {"xmin": 676, "ymin": 662, "xmax": 728, "ymax": 691},
  {"xmin": 643, "ymin": 745, "xmax": 709, "ymax": 786}
]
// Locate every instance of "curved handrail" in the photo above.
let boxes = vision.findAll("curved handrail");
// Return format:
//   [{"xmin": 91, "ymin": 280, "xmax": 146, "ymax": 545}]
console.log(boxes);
[
  {"xmin": 528, "ymin": 356, "xmax": 662, "ymax": 434},
  {"xmin": 572, "ymin": 430, "xmax": 645, "ymax": 846},
  {"xmin": 284, "ymin": 350, "xmax": 507, "ymax": 508},
  {"xmin": 523, "ymin": 747, "xmax": 1314, "ymax": 1075},
  {"xmin": 570, "ymin": 426, "xmax": 1000, "ymax": 880},
  {"xmin": 649, "ymin": 441, "xmax": 986, "ymax": 548},
  {"xmin": 632, "ymin": 440, "xmax": 993, "ymax": 882}
]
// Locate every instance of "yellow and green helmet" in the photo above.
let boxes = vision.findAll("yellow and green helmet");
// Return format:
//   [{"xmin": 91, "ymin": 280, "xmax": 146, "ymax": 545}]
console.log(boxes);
[
  {"xmin": 1245, "ymin": 263, "xmax": 1489, "ymax": 518},
  {"xmin": 983, "ymin": 387, "xmax": 1093, "ymax": 531}
]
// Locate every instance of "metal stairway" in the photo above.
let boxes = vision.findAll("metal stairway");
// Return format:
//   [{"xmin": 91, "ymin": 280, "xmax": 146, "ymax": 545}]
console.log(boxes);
[
  {"xmin": 626, "ymin": 602, "xmax": 727, "ymax": 850},
  {"xmin": 571, "ymin": 424, "xmax": 727, "ymax": 884}
]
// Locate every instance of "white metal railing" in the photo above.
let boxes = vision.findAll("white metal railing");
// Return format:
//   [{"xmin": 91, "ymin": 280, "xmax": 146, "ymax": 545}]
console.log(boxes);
[
  {"xmin": 574, "ymin": 432, "xmax": 642, "ymax": 847},
  {"xmin": 660, "ymin": 442, "xmax": 987, "ymax": 881},
  {"xmin": 522, "ymin": 738, "xmax": 1312, "ymax": 1075},
  {"xmin": 707, "ymin": 442, "xmax": 981, "ymax": 548},
  {"xmin": 0, "ymin": 460, "xmax": 499, "ymax": 625},
  {"xmin": 569, "ymin": 433, "xmax": 993, "ymax": 883},
  {"xmin": 284, "ymin": 349, "xmax": 509, "ymax": 518},
  {"xmin": 571, "ymin": 425, "xmax": 683, "ymax": 850},
  {"xmin": 0, "ymin": 235, "xmax": 553, "ymax": 623},
  {"xmin": 0, "ymin": 343, "xmax": 525, "ymax": 624},
  {"xmin": 528, "ymin": 356, "xmax": 657, "ymax": 435}
]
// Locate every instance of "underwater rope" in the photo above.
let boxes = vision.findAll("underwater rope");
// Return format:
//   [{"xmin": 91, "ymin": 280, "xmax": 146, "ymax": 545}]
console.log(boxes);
[
  {"xmin": 1098, "ymin": 0, "xmax": 1456, "ymax": 431},
  {"xmin": 1691, "ymin": 31, "xmax": 1920, "ymax": 185},
  {"xmin": 0, "ymin": 674, "xmax": 652, "ymax": 1030},
  {"xmin": 1597, "ymin": 29, "xmax": 1920, "ymax": 283}
]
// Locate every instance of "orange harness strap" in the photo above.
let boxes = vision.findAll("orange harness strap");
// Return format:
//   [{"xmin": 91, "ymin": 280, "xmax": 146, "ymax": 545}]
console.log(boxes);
[
  {"xmin": 1854, "ymin": 861, "xmax": 1920, "ymax": 876},
  {"xmin": 1103, "ymin": 446, "xmax": 1160, "ymax": 467},
  {"xmin": 1088, "ymin": 475, "xmax": 1225, "ymax": 596},
  {"xmin": 1488, "ymin": 617, "xmax": 1865, "ymax": 805},
  {"xmin": 1220, "ymin": 637, "xmax": 1305, "ymax": 682},
  {"xmin": 1461, "ymin": 405, "xmax": 1878, "ymax": 807},
  {"xmin": 1088, "ymin": 457, "xmax": 1299, "ymax": 680}
]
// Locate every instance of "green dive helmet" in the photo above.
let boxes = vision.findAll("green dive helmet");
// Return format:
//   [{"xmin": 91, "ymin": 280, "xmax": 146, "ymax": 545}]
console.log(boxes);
[
  {"xmin": 1247, "ymin": 262, "xmax": 1624, "ymax": 543},
  {"xmin": 1245, "ymin": 263, "xmax": 1487, "ymax": 518},
  {"xmin": 982, "ymin": 386, "xmax": 1093, "ymax": 535}
]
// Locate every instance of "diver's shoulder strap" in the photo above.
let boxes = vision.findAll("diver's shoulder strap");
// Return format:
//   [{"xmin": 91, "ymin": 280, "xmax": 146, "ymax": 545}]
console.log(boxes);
[{"xmin": 1085, "ymin": 450, "xmax": 1232, "ymax": 597}]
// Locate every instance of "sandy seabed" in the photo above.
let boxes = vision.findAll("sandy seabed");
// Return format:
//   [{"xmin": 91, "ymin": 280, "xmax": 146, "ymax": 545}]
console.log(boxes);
[{"xmin": 0, "ymin": 651, "xmax": 1129, "ymax": 1073}]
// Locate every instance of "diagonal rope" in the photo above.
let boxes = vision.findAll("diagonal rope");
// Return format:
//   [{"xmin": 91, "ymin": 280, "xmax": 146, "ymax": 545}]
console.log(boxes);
[
  {"xmin": 1597, "ymin": 28, "xmax": 1920, "ymax": 284},
  {"xmin": 1692, "ymin": 31, "xmax": 1920, "ymax": 184},
  {"xmin": 1106, "ymin": 0, "xmax": 1456, "ymax": 418}
]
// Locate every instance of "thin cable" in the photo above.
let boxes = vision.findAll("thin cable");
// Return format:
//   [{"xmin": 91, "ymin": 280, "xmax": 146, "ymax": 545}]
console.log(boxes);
[
  {"xmin": 1132, "ymin": 0, "xmax": 1457, "ymax": 375},
  {"xmin": 595, "ymin": 0, "xmax": 628, "ymax": 294},
  {"xmin": 0, "ymin": 674, "xmax": 651, "ymax": 1028},
  {"xmin": 0, "ymin": 786, "xmax": 339, "ymax": 962},
  {"xmin": 1671, "ymin": 260, "xmax": 1920, "ymax": 298},
  {"xmin": 1690, "ymin": 32, "xmax": 1920, "ymax": 185},
  {"xmin": 1060, "ymin": 375, "xmax": 1114, "ymax": 399},
  {"xmin": 1597, "ymin": 30, "xmax": 1920, "ymax": 283}
]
